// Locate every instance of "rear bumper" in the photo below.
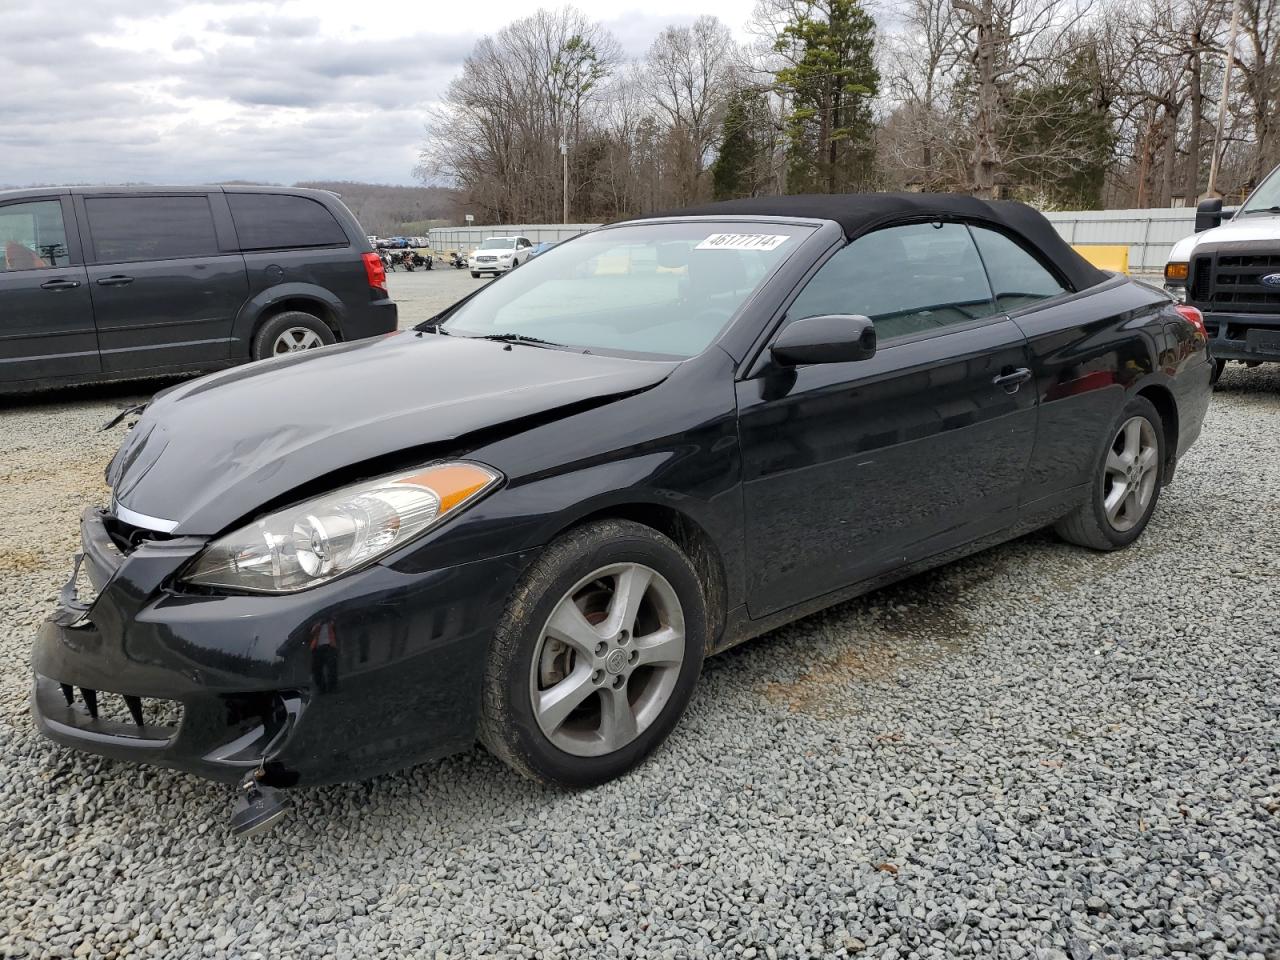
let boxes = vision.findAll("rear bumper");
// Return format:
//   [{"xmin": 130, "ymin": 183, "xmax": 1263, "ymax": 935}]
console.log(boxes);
[
  {"xmin": 1203, "ymin": 310, "xmax": 1280, "ymax": 362},
  {"xmin": 32, "ymin": 509, "xmax": 531, "ymax": 786},
  {"xmin": 342, "ymin": 298, "xmax": 399, "ymax": 340}
]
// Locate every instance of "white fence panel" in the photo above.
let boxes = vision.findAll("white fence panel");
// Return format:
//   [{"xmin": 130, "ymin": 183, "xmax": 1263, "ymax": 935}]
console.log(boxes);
[
  {"xmin": 1043, "ymin": 208, "xmax": 1195, "ymax": 273},
  {"xmin": 432, "ymin": 210, "xmax": 1199, "ymax": 273},
  {"xmin": 429, "ymin": 224, "xmax": 599, "ymax": 252}
]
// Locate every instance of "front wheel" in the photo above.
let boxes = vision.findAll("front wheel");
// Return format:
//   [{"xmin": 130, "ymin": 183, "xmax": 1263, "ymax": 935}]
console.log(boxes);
[
  {"xmin": 471, "ymin": 271, "xmax": 481, "ymax": 278},
  {"xmin": 1209, "ymin": 358, "xmax": 1225, "ymax": 387},
  {"xmin": 479, "ymin": 520, "xmax": 706, "ymax": 787},
  {"xmin": 1055, "ymin": 396, "xmax": 1165, "ymax": 551}
]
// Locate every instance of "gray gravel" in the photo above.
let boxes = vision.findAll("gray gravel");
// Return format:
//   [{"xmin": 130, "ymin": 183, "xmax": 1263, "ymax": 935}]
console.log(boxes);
[{"xmin": 1, "ymin": 338, "xmax": 1277, "ymax": 959}]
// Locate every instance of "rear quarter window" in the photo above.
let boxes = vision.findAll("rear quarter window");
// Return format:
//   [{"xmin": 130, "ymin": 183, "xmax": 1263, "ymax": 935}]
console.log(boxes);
[{"xmin": 228, "ymin": 194, "xmax": 348, "ymax": 251}]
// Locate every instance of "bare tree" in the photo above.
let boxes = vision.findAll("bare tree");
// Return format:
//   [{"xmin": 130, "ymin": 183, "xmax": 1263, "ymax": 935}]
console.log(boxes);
[{"xmin": 645, "ymin": 16, "xmax": 737, "ymax": 205}]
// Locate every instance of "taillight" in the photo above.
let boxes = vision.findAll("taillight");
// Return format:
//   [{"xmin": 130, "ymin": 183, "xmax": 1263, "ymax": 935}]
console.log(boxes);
[
  {"xmin": 1175, "ymin": 303, "xmax": 1206, "ymax": 337},
  {"xmin": 362, "ymin": 251, "xmax": 386, "ymax": 291}
]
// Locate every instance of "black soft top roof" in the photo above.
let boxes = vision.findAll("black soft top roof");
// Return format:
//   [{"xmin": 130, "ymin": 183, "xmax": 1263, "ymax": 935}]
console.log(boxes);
[{"xmin": 635, "ymin": 192, "xmax": 1107, "ymax": 291}]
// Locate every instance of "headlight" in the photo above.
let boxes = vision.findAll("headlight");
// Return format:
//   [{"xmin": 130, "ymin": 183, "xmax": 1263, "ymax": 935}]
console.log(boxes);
[
  {"xmin": 500, "ymin": 252, "xmax": 513, "ymax": 259},
  {"xmin": 182, "ymin": 462, "xmax": 500, "ymax": 593}
]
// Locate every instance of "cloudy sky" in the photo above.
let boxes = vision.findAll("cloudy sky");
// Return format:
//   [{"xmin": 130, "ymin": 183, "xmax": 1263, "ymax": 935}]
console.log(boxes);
[{"xmin": 0, "ymin": 0, "xmax": 758, "ymax": 189}]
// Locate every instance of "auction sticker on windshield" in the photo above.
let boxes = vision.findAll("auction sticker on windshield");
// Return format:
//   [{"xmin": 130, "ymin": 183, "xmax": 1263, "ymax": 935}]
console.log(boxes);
[{"xmin": 696, "ymin": 233, "xmax": 791, "ymax": 251}]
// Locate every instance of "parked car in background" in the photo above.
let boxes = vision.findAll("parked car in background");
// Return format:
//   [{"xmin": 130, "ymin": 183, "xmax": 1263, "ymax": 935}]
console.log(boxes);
[
  {"xmin": 0, "ymin": 185, "xmax": 396, "ymax": 394},
  {"xmin": 470, "ymin": 236, "xmax": 535, "ymax": 277},
  {"xmin": 366, "ymin": 235, "xmax": 379, "ymax": 246},
  {"xmin": 528, "ymin": 241, "xmax": 558, "ymax": 260},
  {"xmin": 378, "ymin": 236, "xmax": 410, "ymax": 249},
  {"xmin": 1164, "ymin": 162, "xmax": 1280, "ymax": 383},
  {"xmin": 33, "ymin": 194, "xmax": 1211, "ymax": 820}
]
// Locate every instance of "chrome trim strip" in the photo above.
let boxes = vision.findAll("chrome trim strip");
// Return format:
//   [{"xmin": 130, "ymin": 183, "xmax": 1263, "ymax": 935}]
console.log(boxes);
[{"xmin": 113, "ymin": 502, "xmax": 180, "ymax": 534}]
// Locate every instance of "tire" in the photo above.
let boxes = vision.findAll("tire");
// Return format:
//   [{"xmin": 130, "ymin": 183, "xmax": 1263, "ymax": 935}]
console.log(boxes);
[
  {"xmin": 479, "ymin": 520, "xmax": 706, "ymax": 788},
  {"xmin": 251, "ymin": 311, "xmax": 335, "ymax": 361},
  {"xmin": 1054, "ymin": 396, "xmax": 1165, "ymax": 551},
  {"xmin": 471, "ymin": 271, "xmax": 481, "ymax": 279},
  {"xmin": 1209, "ymin": 358, "xmax": 1225, "ymax": 387}
]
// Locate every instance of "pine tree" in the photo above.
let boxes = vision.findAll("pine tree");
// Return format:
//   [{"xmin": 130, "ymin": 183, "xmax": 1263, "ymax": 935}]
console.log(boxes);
[
  {"xmin": 711, "ymin": 91, "xmax": 768, "ymax": 200},
  {"xmin": 774, "ymin": 0, "xmax": 879, "ymax": 194}
]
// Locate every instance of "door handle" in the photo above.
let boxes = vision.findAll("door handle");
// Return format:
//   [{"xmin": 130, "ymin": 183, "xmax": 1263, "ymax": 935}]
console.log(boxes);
[
  {"xmin": 96, "ymin": 275, "xmax": 134, "ymax": 287},
  {"xmin": 40, "ymin": 278, "xmax": 81, "ymax": 291},
  {"xmin": 992, "ymin": 367, "xmax": 1033, "ymax": 393}
]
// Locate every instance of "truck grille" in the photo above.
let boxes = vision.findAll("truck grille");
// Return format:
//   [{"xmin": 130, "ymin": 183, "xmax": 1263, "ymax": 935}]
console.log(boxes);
[{"xmin": 1191, "ymin": 249, "xmax": 1280, "ymax": 314}]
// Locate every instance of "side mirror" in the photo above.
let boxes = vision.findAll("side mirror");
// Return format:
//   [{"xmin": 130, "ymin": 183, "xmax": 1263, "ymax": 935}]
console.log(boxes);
[
  {"xmin": 1195, "ymin": 198, "xmax": 1224, "ymax": 233},
  {"xmin": 770, "ymin": 314, "xmax": 877, "ymax": 366}
]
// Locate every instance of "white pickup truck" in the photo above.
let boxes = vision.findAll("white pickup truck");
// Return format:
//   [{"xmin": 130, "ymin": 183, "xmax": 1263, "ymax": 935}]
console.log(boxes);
[{"xmin": 1165, "ymin": 162, "xmax": 1280, "ymax": 383}]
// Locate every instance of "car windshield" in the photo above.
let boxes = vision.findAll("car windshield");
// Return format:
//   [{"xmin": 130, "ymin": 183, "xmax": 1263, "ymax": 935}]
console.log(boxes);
[
  {"xmin": 1241, "ymin": 166, "xmax": 1280, "ymax": 214},
  {"xmin": 441, "ymin": 221, "xmax": 813, "ymax": 358},
  {"xmin": 479, "ymin": 238, "xmax": 516, "ymax": 250}
]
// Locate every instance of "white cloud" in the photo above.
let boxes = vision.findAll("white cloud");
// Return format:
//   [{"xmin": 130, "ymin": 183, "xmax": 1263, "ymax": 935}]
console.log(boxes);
[{"xmin": 0, "ymin": 0, "xmax": 760, "ymax": 187}]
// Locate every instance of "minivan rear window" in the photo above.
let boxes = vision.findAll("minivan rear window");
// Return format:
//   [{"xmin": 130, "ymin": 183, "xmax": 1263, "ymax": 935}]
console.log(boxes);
[
  {"xmin": 86, "ymin": 196, "xmax": 220, "ymax": 263},
  {"xmin": 228, "ymin": 194, "xmax": 348, "ymax": 250}
]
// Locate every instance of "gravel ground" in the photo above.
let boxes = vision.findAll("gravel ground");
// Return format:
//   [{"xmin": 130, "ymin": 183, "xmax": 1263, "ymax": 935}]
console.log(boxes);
[{"xmin": 0, "ymin": 323, "xmax": 1277, "ymax": 959}]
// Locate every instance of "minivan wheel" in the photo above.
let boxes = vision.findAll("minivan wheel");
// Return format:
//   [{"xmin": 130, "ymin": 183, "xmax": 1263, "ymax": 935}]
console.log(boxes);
[
  {"xmin": 1054, "ymin": 396, "xmax": 1165, "ymax": 551},
  {"xmin": 479, "ymin": 520, "xmax": 706, "ymax": 788},
  {"xmin": 253, "ymin": 312, "xmax": 335, "ymax": 361},
  {"xmin": 471, "ymin": 271, "xmax": 481, "ymax": 279}
]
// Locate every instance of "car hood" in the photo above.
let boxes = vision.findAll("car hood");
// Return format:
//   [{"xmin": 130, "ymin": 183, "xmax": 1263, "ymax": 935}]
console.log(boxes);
[
  {"xmin": 107, "ymin": 332, "xmax": 678, "ymax": 535},
  {"xmin": 1170, "ymin": 211, "xmax": 1280, "ymax": 260}
]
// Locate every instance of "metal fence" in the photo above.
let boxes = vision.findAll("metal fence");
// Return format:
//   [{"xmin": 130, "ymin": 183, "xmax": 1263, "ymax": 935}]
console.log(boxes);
[
  {"xmin": 1043, "ymin": 208, "xmax": 1194, "ymax": 272},
  {"xmin": 428, "ymin": 224, "xmax": 599, "ymax": 252},
  {"xmin": 432, "ymin": 210, "xmax": 1198, "ymax": 272}
]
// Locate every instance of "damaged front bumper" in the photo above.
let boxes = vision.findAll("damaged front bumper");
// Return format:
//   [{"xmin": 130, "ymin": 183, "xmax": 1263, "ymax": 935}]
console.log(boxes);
[{"xmin": 32, "ymin": 507, "xmax": 530, "ymax": 787}]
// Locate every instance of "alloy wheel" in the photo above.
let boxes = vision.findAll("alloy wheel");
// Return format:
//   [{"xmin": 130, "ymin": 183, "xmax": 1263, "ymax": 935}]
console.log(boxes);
[
  {"xmin": 529, "ymin": 562, "xmax": 685, "ymax": 757},
  {"xmin": 1102, "ymin": 416, "xmax": 1159, "ymax": 532},
  {"xmin": 272, "ymin": 327, "xmax": 325, "ymax": 355}
]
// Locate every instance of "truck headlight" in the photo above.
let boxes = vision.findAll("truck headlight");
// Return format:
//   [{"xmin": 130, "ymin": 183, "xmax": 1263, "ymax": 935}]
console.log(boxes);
[
  {"xmin": 183, "ymin": 462, "xmax": 500, "ymax": 593},
  {"xmin": 1165, "ymin": 261, "xmax": 1188, "ymax": 283}
]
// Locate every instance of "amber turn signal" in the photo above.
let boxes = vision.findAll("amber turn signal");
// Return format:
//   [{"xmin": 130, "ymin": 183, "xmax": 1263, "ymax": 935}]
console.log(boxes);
[{"xmin": 1165, "ymin": 261, "xmax": 1189, "ymax": 282}]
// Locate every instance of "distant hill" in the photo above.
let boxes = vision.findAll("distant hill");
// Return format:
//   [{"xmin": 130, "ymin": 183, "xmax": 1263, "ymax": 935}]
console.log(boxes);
[{"xmin": 295, "ymin": 181, "xmax": 462, "ymax": 236}]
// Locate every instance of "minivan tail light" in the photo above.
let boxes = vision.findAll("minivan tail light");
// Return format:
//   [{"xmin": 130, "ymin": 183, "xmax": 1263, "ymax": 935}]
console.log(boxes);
[
  {"xmin": 1175, "ymin": 303, "xmax": 1206, "ymax": 337},
  {"xmin": 361, "ymin": 251, "xmax": 387, "ymax": 291}
]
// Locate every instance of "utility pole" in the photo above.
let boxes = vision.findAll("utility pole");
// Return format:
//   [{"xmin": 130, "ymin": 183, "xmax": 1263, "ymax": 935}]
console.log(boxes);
[
  {"xmin": 561, "ymin": 140, "xmax": 569, "ymax": 224},
  {"xmin": 1206, "ymin": 0, "xmax": 1241, "ymax": 199}
]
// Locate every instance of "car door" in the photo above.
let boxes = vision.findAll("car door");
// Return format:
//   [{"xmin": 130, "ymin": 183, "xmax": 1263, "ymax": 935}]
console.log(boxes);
[
  {"xmin": 967, "ymin": 225, "xmax": 1149, "ymax": 512},
  {"xmin": 736, "ymin": 221, "xmax": 1038, "ymax": 618},
  {"xmin": 0, "ymin": 195, "xmax": 99, "ymax": 386},
  {"xmin": 77, "ymin": 192, "xmax": 248, "ymax": 373}
]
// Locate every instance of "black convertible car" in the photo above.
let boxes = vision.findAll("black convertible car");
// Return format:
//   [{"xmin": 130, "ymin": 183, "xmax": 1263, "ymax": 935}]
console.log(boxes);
[{"xmin": 34, "ymin": 194, "xmax": 1211, "ymax": 829}]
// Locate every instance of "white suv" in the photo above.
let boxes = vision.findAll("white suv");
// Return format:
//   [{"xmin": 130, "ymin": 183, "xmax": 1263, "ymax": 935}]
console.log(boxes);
[{"xmin": 470, "ymin": 236, "xmax": 534, "ymax": 277}]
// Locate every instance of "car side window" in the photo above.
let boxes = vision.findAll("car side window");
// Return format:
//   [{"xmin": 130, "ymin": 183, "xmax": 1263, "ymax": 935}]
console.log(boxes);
[
  {"xmin": 85, "ymin": 195, "xmax": 220, "ymax": 263},
  {"xmin": 787, "ymin": 222, "xmax": 997, "ymax": 342},
  {"xmin": 969, "ymin": 225, "xmax": 1068, "ymax": 311},
  {"xmin": 227, "ymin": 193, "xmax": 348, "ymax": 250},
  {"xmin": 0, "ymin": 200, "xmax": 70, "ymax": 271}
]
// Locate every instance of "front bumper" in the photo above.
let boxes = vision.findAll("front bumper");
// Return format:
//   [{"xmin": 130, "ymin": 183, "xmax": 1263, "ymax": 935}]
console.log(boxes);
[
  {"xmin": 32, "ymin": 508, "xmax": 531, "ymax": 786},
  {"xmin": 1203, "ymin": 311, "xmax": 1280, "ymax": 362}
]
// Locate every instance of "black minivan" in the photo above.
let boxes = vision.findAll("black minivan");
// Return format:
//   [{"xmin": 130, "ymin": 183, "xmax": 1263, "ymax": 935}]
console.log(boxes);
[{"xmin": 0, "ymin": 185, "xmax": 396, "ymax": 393}]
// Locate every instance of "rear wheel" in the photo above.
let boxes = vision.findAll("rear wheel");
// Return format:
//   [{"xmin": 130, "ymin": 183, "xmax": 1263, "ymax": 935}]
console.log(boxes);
[
  {"xmin": 1055, "ymin": 396, "xmax": 1165, "ymax": 551},
  {"xmin": 1209, "ymin": 358, "xmax": 1225, "ymax": 386},
  {"xmin": 479, "ymin": 520, "xmax": 706, "ymax": 787},
  {"xmin": 252, "ymin": 311, "xmax": 334, "ymax": 361},
  {"xmin": 471, "ymin": 271, "xmax": 481, "ymax": 279}
]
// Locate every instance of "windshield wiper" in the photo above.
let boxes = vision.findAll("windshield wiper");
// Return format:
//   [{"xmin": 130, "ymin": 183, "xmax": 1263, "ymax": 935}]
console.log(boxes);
[
  {"xmin": 474, "ymin": 333, "xmax": 563, "ymax": 348},
  {"xmin": 1242, "ymin": 205, "xmax": 1280, "ymax": 216}
]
